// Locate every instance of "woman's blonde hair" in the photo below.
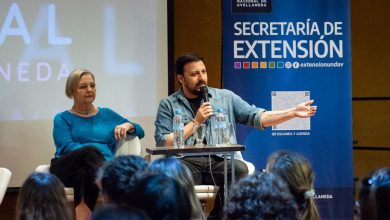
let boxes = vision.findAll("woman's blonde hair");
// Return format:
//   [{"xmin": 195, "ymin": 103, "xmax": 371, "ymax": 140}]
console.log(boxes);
[
  {"xmin": 65, "ymin": 68, "xmax": 94, "ymax": 98},
  {"xmin": 268, "ymin": 150, "xmax": 320, "ymax": 220}
]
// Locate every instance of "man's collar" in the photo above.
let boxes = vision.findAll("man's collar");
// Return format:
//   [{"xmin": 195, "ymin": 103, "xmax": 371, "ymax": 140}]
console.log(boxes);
[{"xmin": 177, "ymin": 87, "xmax": 213, "ymax": 100}]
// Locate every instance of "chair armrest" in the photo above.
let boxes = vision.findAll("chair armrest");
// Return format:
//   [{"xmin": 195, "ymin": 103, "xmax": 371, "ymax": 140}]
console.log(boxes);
[
  {"xmin": 115, "ymin": 135, "xmax": 142, "ymax": 157},
  {"xmin": 35, "ymin": 164, "xmax": 50, "ymax": 173},
  {"xmin": 240, "ymin": 159, "xmax": 255, "ymax": 175},
  {"xmin": 0, "ymin": 168, "xmax": 12, "ymax": 204}
]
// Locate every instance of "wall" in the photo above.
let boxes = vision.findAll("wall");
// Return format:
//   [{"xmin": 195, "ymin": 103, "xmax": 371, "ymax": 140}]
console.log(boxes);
[
  {"xmin": 350, "ymin": 0, "xmax": 390, "ymax": 183},
  {"xmin": 173, "ymin": 0, "xmax": 222, "ymax": 89}
]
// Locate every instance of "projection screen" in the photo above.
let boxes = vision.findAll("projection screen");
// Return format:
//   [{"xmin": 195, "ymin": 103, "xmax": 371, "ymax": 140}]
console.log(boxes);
[{"xmin": 0, "ymin": 0, "xmax": 167, "ymax": 187}]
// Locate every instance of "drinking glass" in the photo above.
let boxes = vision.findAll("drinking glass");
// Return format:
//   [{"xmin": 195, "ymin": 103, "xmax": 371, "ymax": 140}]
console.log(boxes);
[
  {"xmin": 223, "ymin": 123, "xmax": 233, "ymax": 146},
  {"xmin": 194, "ymin": 124, "xmax": 206, "ymax": 146}
]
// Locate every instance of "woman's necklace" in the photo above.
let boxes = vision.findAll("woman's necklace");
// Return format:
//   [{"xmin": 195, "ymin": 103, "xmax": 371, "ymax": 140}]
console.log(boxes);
[{"xmin": 72, "ymin": 105, "xmax": 94, "ymax": 115}]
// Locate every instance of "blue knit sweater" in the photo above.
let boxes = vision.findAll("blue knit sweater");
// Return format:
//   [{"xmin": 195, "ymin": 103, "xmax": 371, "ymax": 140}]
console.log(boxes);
[{"xmin": 53, "ymin": 107, "xmax": 144, "ymax": 160}]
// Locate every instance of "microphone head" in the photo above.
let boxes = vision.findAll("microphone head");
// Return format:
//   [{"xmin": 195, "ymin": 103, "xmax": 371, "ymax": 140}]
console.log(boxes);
[
  {"xmin": 200, "ymin": 85, "xmax": 208, "ymax": 94},
  {"xmin": 200, "ymin": 86, "xmax": 209, "ymax": 102}
]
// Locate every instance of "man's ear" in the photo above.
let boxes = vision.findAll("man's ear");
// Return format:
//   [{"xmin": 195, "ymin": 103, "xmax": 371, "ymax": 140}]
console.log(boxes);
[{"xmin": 177, "ymin": 74, "xmax": 184, "ymax": 85}]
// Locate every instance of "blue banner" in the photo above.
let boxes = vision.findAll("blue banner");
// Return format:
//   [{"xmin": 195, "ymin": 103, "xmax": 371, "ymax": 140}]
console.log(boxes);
[{"xmin": 222, "ymin": 0, "xmax": 353, "ymax": 219}]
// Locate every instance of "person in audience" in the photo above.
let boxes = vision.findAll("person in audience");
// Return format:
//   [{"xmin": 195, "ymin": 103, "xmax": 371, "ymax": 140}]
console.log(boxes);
[
  {"xmin": 91, "ymin": 204, "xmax": 150, "ymax": 220},
  {"xmin": 266, "ymin": 150, "xmax": 320, "ymax": 220},
  {"xmin": 97, "ymin": 155, "xmax": 148, "ymax": 204},
  {"xmin": 154, "ymin": 53, "xmax": 317, "ymax": 219},
  {"xmin": 358, "ymin": 167, "xmax": 390, "ymax": 220},
  {"xmin": 15, "ymin": 172, "xmax": 72, "ymax": 220},
  {"xmin": 50, "ymin": 68, "xmax": 145, "ymax": 220},
  {"xmin": 149, "ymin": 157, "xmax": 205, "ymax": 220},
  {"xmin": 127, "ymin": 174, "xmax": 192, "ymax": 220},
  {"xmin": 224, "ymin": 171, "xmax": 297, "ymax": 220}
]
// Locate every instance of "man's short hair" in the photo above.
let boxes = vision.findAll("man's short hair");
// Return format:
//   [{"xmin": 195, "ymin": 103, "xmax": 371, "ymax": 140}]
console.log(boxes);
[
  {"xmin": 224, "ymin": 172, "xmax": 297, "ymax": 220},
  {"xmin": 91, "ymin": 204, "xmax": 150, "ymax": 220},
  {"xmin": 100, "ymin": 155, "xmax": 148, "ymax": 205},
  {"xmin": 127, "ymin": 174, "xmax": 192, "ymax": 220},
  {"xmin": 174, "ymin": 53, "xmax": 204, "ymax": 75}
]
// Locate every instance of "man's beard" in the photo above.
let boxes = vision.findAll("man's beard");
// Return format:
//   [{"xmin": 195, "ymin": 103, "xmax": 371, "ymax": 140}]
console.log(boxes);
[
  {"xmin": 193, "ymin": 88, "xmax": 202, "ymax": 96},
  {"xmin": 185, "ymin": 81, "xmax": 206, "ymax": 96},
  {"xmin": 193, "ymin": 81, "xmax": 207, "ymax": 95},
  {"xmin": 188, "ymin": 86, "xmax": 202, "ymax": 96}
]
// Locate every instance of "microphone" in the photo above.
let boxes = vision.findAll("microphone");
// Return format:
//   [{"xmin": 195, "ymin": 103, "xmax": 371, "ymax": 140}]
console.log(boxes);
[{"xmin": 200, "ymin": 86, "xmax": 209, "ymax": 102}]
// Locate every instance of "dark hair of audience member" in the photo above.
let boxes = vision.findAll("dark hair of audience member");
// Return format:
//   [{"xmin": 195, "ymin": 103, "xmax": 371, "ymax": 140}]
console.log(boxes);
[
  {"xmin": 358, "ymin": 167, "xmax": 390, "ymax": 220},
  {"xmin": 148, "ymin": 157, "xmax": 205, "ymax": 219},
  {"xmin": 15, "ymin": 172, "xmax": 72, "ymax": 220},
  {"xmin": 91, "ymin": 204, "xmax": 150, "ymax": 220},
  {"xmin": 267, "ymin": 150, "xmax": 320, "ymax": 220},
  {"xmin": 127, "ymin": 174, "xmax": 192, "ymax": 220},
  {"xmin": 224, "ymin": 171, "xmax": 297, "ymax": 220},
  {"xmin": 98, "ymin": 155, "xmax": 148, "ymax": 205}
]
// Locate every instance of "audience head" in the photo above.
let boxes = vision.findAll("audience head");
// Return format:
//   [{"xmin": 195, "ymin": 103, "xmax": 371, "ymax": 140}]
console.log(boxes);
[
  {"xmin": 175, "ymin": 53, "xmax": 204, "ymax": 76},
  {"xmin": 127, "ymin": 174, "xmax": 192, "ymax": 220},
  {"xmin": 99, "ymin": 155, "xmax": 148, "ymax": 204},
  {"xmin": 149, "ymin": 157, "xmax": 204, "ymax": 219},
  {"xmin": 266, "ymin": 150, "xmax": 320, "ymax": 220},
  {"xmin": 224, "ymin": 171, "xmax": 297, "ymax": 220},
  {"xmin": 15, "ymin": 172, "xmax": 72, "ymax": 220},
  {"xmin": 65, "ymin": 68, "xmax": 95, "ymax": 98},
  {"xmin": 358, "ymin": 167, "xmax": 390, "ymax": 220},
  {"xmin": 91, "ymin": 204, "xmax": 150, "ymax": 220}
]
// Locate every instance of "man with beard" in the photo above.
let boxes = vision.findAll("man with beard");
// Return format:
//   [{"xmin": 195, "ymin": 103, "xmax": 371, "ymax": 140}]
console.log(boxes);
[{"xmin": 154, "ymin": 53, "xmax": 317, "ymax": 220}]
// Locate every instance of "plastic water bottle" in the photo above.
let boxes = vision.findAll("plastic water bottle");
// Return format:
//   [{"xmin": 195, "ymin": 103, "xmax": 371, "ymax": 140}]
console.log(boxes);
[
  {"xmin": 173, "ymin": 109, "xmax": 184, "ymax": 148},
  {"xmin": 214, "ymin": 108, "xmax": 226, "ymax": 147}
]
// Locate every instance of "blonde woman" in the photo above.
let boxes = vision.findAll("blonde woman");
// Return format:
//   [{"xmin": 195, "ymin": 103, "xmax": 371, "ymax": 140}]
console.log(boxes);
[{"xmin": 50, "ymin": 68, "xmax": 144, "ymax": 220}]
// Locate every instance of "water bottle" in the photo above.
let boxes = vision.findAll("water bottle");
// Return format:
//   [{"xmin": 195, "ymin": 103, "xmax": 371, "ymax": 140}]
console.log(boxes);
[
  {"xmin": 173, "ymin": 109, "xmax": 184, "ymax": 148},
  {"xmin": 214, "ymin": 108, "xmax": 226, "ymax": 147}
]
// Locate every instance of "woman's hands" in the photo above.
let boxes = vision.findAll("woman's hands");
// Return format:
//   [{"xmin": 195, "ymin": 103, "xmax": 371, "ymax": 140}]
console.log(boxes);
[{"xmin": 114, "ymin": 122, "xmax": 134, "ymax": 140}]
